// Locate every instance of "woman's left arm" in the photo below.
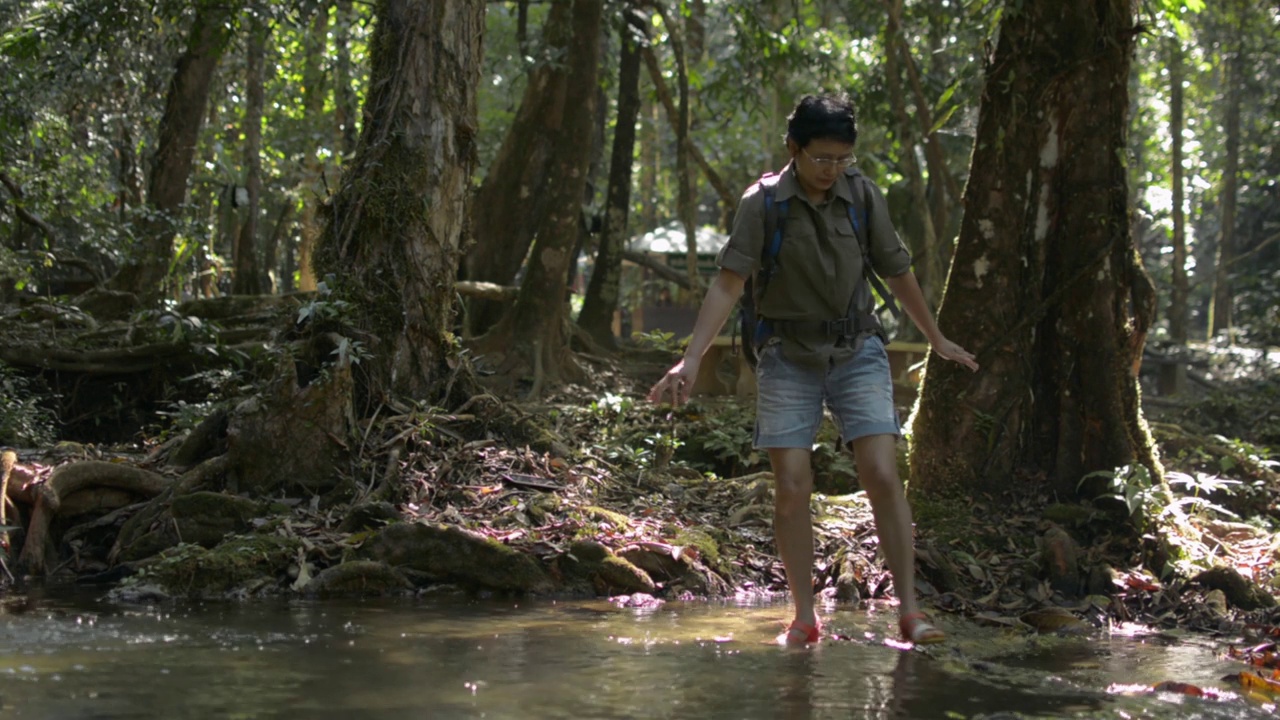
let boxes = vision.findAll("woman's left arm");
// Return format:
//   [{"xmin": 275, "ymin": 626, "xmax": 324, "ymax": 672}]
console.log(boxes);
[{"xmin": 884, "ymin": 272, "xmax": 979, "ymax": 372}]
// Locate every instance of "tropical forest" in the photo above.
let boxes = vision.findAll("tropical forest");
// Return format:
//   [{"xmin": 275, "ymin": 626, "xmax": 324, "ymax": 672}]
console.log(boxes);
[{"xmin": 0, "ymin": 0, "xmax": 1278, "ymax": 717}]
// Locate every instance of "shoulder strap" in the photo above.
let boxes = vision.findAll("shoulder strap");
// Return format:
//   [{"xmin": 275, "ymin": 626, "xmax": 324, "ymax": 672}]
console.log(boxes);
[
  {"xmin": 757, "ymin": 174, "xmax": 788, "ymax": 300},
  {"xmin": 844, "ymin": 170, "xmax": 900, "ymax": 318}
]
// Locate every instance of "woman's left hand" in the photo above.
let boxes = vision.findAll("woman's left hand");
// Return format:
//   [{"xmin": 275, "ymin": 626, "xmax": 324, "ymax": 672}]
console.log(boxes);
[{"xmin": 931, "ymin": 337, "xmax": 979, "ymax": 372}]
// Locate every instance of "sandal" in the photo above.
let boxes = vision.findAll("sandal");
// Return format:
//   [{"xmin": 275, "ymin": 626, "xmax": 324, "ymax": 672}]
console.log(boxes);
[
  {"xmin": 899, "ymin": 612, "xmax": 945, "ymax": 645},
  {"xmin": 777, "ymin": 619, "xmax": 821, "ymax": 645}
]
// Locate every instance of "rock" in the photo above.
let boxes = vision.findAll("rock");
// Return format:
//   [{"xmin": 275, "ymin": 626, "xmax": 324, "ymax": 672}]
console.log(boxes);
[
  {"xmin": 339, "ymin": 502, "xmax": 402, "ymax": 532},
  {"xmin": 556, "ymin": 540, "xmax": 655, "ymax": 596},
  {"xmin": 113, "ymin": 491, "xmax": 261, "ymax": 562},
  {"xmin": 129, "ymin": 534, "xmax": 300, "ymax": 598},
  {"xmin": 1040, "ymin": 526, "xmax": 1082, "ymax": 597},
  {"xmin": 1192, "ymin": 566, "xmax": 1277, "ymax": 611},
  {"xmin": 1204, "ymin": 589, "xmax": 1229, "ymax": 617},
  {"xmin": 308, "ymin": 561, "xmax": 413, "ymax": 597},
  {"xmin": 359, "ymin": 521, "xmax": 554, "ymax": 594},
  {"xmin": 617, "ymin": 543, "xmax": 730, "ymax": 596},
  {"xmin": 171, "ymin": 492, "xmax": 261, "ymax": 545},
  {"xmin": 1085, "ymin": 563, "xmax": 1118, "ymax": 596}
]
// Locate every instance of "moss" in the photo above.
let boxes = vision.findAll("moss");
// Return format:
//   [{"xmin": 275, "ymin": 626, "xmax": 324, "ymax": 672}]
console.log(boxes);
[
  {"xmin": 910, "ymin": 489, "xmax": 974, "ymax": 544},
  {"xmin": 674, "ymin": 527, "xmax": 721, "ymax": 566},
  {"xmin": 132, "ymin": 534, "xmax": 301, "ymax": 598},
  {"xmin": 360, "ymin": 522, "xmax": 553, "ymax": 594},
  {"xmin": 583, "ymin": 505, "xmax": 632, "ymax": 530}
]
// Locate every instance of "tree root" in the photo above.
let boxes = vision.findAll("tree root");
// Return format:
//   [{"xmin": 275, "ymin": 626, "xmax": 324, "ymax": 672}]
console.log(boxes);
[{"xmin": 17, "ymin": 461, "xmax": 171, "ymax": 576}]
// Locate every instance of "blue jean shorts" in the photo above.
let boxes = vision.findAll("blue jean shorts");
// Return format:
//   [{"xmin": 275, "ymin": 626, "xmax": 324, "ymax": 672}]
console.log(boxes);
[{"xmin": 753, "ymin": 335, "xmax": 900, "ymax": 449}]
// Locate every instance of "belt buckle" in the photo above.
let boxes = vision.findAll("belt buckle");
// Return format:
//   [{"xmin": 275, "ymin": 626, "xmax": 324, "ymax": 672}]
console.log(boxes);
[{"xmin": 823, "ymin": 318, "xmax": 853, "ymax": 336}]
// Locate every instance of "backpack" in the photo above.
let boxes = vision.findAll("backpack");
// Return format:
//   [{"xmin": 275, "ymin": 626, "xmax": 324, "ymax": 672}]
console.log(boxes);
[{"xmin": 737, "ymin": 167, "xmax": 901, "ymax": 368}]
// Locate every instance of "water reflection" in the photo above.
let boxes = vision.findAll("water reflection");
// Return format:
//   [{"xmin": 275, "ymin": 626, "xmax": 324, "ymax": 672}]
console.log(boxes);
[{"xmin": 0, "ymin": 591, "xmax": 1270, "ymax": 719}]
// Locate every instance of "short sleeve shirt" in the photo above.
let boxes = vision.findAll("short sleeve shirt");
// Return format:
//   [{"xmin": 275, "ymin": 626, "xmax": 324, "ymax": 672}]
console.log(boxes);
[{"xmin": 716, "ymin": 162, "xmax": 912, "ymax": 367}]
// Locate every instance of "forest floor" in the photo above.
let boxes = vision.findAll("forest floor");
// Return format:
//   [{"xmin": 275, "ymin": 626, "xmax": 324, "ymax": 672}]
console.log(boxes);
[{"xmin": 1, "ymin": 300, "xmax": 1278, "ymax": 660}]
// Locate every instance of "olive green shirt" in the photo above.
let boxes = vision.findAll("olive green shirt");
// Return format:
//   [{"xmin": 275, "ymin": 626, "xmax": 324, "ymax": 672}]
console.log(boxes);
[{"xmin": 716, "ymin": 163, "xmax": 912, "ymax": 367}]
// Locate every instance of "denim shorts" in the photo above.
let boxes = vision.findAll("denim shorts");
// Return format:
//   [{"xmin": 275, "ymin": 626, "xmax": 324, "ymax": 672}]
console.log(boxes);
[{"xmin": 753, "ymin": 335, "xmax": 900, "ymax": 449}]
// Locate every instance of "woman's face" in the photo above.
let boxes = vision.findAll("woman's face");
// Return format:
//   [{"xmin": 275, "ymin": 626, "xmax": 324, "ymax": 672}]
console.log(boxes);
[{"xmin": 788, "ymin": 138, "xmax": 855, "ymax": 199}]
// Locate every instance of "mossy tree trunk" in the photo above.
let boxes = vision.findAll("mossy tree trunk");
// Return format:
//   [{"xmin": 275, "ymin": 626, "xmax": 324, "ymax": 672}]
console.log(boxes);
[
  {"xmin": 109, "ymin": 1, "xmax": 234, "ymax": 301},
  {"xmin": 464, "ymin": 1, "xmax": 586, "ymax": 336},
  {"xmin": 296, "ymin": 6, "xmax": 329, "ymax": 294},
  {"xmin": 232, "ymin": 20, "xmax": 265, "ymax": 296},
  {"xmin": 472, "ymin": 0, "xmax": 603, "ymax": 390},
  {"xmin": 313, "ymin": 0, "xmax": 484, "ymax": 401},
  {"xmin": 909, "ymin": 0, "xmax": 1160, "ymax": 501},
  {"xmin": 578, "ymin": 5, "xmax": 646, "ymax": 349}
]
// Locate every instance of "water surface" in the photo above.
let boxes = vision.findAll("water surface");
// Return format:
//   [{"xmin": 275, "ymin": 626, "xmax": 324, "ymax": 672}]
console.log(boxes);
[{"xmin": 0, "ymin": 590, "xmax": 1270, "ymax": 719}]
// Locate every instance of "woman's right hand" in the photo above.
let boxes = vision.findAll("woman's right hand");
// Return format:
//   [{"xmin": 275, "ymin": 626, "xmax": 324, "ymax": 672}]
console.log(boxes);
[{"xmin": 647, "ymin": 359, "xmax": 699, "ymax": 406}]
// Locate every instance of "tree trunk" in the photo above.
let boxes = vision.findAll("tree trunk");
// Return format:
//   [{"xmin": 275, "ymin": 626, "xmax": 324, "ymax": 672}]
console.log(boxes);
[
  {"xmin": 1166, "ymin": 36, "xmax": 1189, "ymax": 395},
  {"xmin": 464, "ymin": 1, "xmax": 581, "ymax": 335},
  {"xmin": 578, "ymin": 5, "xmax": 646, "ymax": 348},
  {"xmin": 881, "ymin": 0, "xmax": 941, "ymax": 323},
  {"xmin": 296, "ymin": 7, "xmax": 329, "ymax": 294},
  {"xmin": 472, "ymin": 0, "xmax": 603, "ymax": 390},
  {"xmin": 909, "ymin": 0, "xmax": 1160, "ymax": 500},
  {"xmin": 651, "ymin": 4, "xmax": 699, "ymax": 298},
  {"xmin": 313, "ymin": 0, "xmax": 484, "ymax": 400},
  {"xmin": 334, "ymin": 0, "xmax": 360, "ymax": 157},
  {"xmin": 233, "ymin": 22, "xmax": 265, "ymax": 296},
  {"xmin": 109, "ymin": 2, "xmax": 233, "ymax": 300},
  {"xmin": 1209, "ymin": 35, "xmax": 1242, "ymax": 341}
]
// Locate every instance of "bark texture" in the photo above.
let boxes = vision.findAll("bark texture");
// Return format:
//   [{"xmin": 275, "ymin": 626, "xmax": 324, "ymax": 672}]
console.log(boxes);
[
  {"xmin": 109, "ymin": 2, "xmax": 233, "ymax": 300},
  {"xmin": 233, "ymin": 22, "xmax": 265, "ymax": 296},
  {"xmin": 473, "ymin": 0, "xmax": 603, "ymax": 389},
  {"xmin": 909, "ymin": 0, "xmax": 1160, "ymax": 499},
  {"xmin": 464, "ymin": 1, "xmax": 584, "ymax": 335},
  {"xmin": 578, "ymin": 5, "xmax": 646, "ymax": 348},
  {"xmin": 313, "ymin": 0, "xmax": 484, "ymax": 400}
]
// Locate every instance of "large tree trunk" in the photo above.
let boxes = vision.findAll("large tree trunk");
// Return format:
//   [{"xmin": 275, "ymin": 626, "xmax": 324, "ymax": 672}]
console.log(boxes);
[
  {"xmin": 1209, "ymin": 36, "xmax": 1242, "ymax": 341},
  {"xmin": 296, "ymin": 7, "xmax": 329, "ymax": 294},
  {"xmin": 1166, "ymin": 37, "xmax": 1189, "ymax": 395},
  {"xmin": 464, "ymin": 1, "xmax": 583, "ymax": 335},
  {"xmin": 313, "ymin": 0, "xmax": 484, "ymax": 400},
  {"xmin": 880, "ymin": 0, "xmax": 941, "ymax": 334},
  {"xmin": 578, "ymin": 6, "xmax": 646, "ymax": 349},
  {"xmin": 334, "ymin": 0, "xmax": 360, "ymax": 158},
  {"xmin": 909, "ymin": 0, "xmax": 1160, "ymax": 500},
  {"xmin": 233, "ymin": 22, "xmax": 265, "ymax": 296},
  {"xmin": 109, "ymin": 2, "xmax": 233, "ymax": 300},
  {"xmin": 472, "ymin": 0, "xmax": 603, "ymax": 391}
]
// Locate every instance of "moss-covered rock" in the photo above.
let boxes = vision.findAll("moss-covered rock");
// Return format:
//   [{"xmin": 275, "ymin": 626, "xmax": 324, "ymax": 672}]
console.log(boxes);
[
  {"xmin": 554, "ymin": 540, "xmax": 655, "ymax": 596},
  {"xmin": 358, "ymin": 521, "xmax": 553, "ymax": 594},
  {"xmin": 129, "ymin": 534, "xmax": 300, "ymax": 598},
  {"xmin": 307, "ymin": 560, "xmax": 413, "ymax": 597},
  {"xmin": 338, "ymin": 502, "xmax": 403, "ymax": 532},
  {"xmin": 113, "ymin": 491, "xmax": 262, "ymax": 562},
  {"xmin": 171, "ymin": 491, "xmax": 261, "ymax": 545}
]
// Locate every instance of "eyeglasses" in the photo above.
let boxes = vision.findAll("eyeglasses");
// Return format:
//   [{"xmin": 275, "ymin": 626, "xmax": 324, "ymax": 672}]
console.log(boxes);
[{"xmin": 802, "ymin": 147, "xmax": 856, "ymax": 170}]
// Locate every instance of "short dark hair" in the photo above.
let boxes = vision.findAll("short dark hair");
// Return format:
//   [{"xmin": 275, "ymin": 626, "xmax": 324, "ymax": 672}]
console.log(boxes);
[{"xmin": 785, "ymin": 94, "xmax": 858, "ymax": 148}]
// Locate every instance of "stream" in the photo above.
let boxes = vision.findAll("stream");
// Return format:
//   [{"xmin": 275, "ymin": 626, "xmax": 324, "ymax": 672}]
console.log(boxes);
[{"xmin": 0, "ymin": 588, "xmax": 1272, "ymax": 719}]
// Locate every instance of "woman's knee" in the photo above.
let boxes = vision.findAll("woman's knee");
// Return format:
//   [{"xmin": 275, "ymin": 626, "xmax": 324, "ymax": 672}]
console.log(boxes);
[{"xmin": 855, "ymin": 461, "xmax": 900, "ymax": 500}]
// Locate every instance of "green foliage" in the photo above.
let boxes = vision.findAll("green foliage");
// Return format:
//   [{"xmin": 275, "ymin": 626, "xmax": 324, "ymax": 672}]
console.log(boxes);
[
  {"xmin": 1080, "ymin": 463, "xmax": 1160, "ymax": 523},
  {"xmin": 631, "ymin": 329, "xmax": 683, "ymax": 354},
  {"xmin": 0, "ymin": 361, "xmax": 58, "ymax": 447}
]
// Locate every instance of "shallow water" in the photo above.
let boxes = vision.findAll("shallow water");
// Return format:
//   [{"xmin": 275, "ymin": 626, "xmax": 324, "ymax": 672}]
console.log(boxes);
[{"xmin": 0, "ymin": 589, "xmax": 1272, "ymax": 719}]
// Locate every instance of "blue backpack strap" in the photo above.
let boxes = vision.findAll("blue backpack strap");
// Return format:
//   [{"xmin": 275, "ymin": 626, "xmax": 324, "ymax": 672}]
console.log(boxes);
[{"xmin": 845, "ymin": 173, "xmax": 900, "ymax": 319}]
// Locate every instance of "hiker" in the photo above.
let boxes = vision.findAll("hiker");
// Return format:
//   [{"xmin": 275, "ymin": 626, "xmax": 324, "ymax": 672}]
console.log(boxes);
[{"xmin": 646, "ymin": 94, "xmax": 979, "ymax": 645}]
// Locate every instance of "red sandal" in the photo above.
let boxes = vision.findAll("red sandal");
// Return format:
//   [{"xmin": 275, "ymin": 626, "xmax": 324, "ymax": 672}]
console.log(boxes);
[
  {"xmin": 777, "ymin": 619, "xmax": 821, "ymax": 645},
  {"xmin": 900, "ymin": 612, "xmax": 945, "ymax": 645}
]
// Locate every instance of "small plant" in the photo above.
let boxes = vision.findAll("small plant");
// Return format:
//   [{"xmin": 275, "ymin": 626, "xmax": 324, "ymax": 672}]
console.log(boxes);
[
  {"xmin": 632, "ymin": 329, "xmax": 684, "ymax": 354},
  {"xmin": 0, "ymin": 361, "xmax": 58, "ymax": 446},
  {"xmin": 1079, "ymin": 463, "xmax": 1161, "ymax": 522},
  {"xmin": 296, "ymin": 279, "xmax": 354, "ymax": 326}
]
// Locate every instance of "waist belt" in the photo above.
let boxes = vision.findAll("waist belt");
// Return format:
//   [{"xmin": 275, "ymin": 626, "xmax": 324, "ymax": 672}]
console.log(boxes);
[{"xmin": 765, "ymin": 313, "xmax": 882, "ymax": 341}]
